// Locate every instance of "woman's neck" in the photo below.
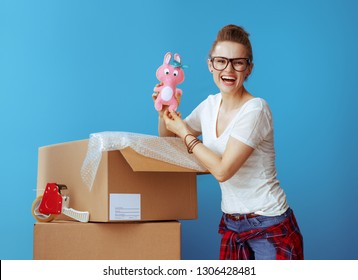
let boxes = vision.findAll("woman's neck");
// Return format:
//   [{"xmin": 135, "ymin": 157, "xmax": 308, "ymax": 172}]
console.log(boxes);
[{"xmin": 220, "ymin": 87, "xmax": 251, "ymax": 112}]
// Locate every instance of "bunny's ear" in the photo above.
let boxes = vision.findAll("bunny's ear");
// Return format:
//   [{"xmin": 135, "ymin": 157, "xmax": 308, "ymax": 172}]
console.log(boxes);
[
  {"xmin": 174, "ymin": 53, "xmax": 181, "ymax": 64},
  {"xmin": 164, "ymin": 52, "xmax": 172, "ymax": 64}
]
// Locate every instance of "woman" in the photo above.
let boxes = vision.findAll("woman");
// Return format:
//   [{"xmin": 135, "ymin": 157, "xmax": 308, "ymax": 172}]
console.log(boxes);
[{"xmin": 154, "ymin": 24, "xmax": 303, "ymax": 260}]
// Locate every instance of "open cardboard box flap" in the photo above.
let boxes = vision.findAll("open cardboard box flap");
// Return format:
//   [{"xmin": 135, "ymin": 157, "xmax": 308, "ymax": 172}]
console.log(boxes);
[
  {"xmin": 40, "ymin": 139, "xmax": 206, "ymax": 173},
  {"xmin": 119, "ymin": 146, "xmax": 203, "ymax": 173}
]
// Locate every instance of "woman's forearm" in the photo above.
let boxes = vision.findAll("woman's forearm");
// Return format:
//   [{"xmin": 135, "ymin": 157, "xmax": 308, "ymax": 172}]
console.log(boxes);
[
  {"xmin": 182, "ymin": 133, "xmax": 254, "ymax": 183},
  {"xmin": 182, "ymin": 133, "xmax": 226, "ymax": 180}
]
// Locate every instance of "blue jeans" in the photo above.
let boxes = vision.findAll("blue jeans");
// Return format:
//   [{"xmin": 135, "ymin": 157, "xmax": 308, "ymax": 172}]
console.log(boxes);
[{"xmin": 223, "ymin": 208, "xmax": 293, "ymax": 260}]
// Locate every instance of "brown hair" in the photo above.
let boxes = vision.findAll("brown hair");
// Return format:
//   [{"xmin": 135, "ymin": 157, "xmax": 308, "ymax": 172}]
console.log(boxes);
[{"xmin": 209, "ymin": 24, "xmax": 253, "ymax": 63}]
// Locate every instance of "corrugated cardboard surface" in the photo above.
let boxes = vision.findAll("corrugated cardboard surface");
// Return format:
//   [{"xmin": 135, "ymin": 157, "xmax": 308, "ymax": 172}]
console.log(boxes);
[
  {"xmin": 36, "ymin": 139, "xmax": 198, "ymax": 222},
  {"xmin": 33, "ymin": 221, "xmax": 181, "ymax": 260}
]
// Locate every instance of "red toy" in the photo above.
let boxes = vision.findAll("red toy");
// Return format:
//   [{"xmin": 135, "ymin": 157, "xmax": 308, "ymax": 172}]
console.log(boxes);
[{"xmin": 32, "ymin": 183, "xmax": 89, "ymax": 222}]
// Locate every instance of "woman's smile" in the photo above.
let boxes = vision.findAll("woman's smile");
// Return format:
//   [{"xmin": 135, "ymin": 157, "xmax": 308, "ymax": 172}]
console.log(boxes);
[{"xmin": 221, "ymin": 74, "xmax": 237, "ymax": 86}]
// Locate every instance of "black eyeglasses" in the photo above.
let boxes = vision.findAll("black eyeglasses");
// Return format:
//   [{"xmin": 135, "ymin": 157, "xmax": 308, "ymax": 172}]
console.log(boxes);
[{"xmin": 210, "ymin": 56, "xmax": 251, "ymax": 72}]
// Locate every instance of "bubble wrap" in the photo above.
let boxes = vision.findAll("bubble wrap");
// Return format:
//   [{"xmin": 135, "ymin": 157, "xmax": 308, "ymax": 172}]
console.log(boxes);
[{"xmin": 80, "ymin": 131, "xmax": 206, "ymax": 191}]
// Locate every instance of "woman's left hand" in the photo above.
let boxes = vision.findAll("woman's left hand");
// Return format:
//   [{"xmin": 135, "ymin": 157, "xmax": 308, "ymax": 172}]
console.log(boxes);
[{"xmin": 162, "ymin": 109, "xmax": 189, "ymax": 139}]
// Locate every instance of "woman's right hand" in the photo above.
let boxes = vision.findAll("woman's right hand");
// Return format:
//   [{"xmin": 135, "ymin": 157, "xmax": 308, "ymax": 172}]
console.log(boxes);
[
  {"xmin": 152, "ymin": 82, "xmax": 164, "ymax": 116},
  {"xmin": 152, "ymin": 91, "xmax": 167, "ymax": 118}
]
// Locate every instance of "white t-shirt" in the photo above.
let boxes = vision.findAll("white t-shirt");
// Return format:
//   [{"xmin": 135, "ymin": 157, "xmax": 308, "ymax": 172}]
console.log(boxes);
[{"xmin": 185, "ymin": 93, "xmax": 288, "ymax": 216}]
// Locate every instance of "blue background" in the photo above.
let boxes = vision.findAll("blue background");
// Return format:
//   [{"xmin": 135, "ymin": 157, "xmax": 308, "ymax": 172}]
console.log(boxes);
[{"xmin": 1, "ymin": 0, "xmax": 357, "ymax": 260}]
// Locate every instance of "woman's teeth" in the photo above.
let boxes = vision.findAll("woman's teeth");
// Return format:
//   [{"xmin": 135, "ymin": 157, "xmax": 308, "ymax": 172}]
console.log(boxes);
[{"xmin": 221, "ymin": 76, "xmax": 236, "ymax": 82}]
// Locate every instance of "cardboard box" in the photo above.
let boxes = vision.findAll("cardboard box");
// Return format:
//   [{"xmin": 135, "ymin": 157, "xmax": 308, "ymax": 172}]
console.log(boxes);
[
  {"xmin": 33, "ymin": 221, "xmax": 181, "ymax": 260},
  {"xmin": 36, "ymin": 140, "xmax": 198, "ymax": 222}
]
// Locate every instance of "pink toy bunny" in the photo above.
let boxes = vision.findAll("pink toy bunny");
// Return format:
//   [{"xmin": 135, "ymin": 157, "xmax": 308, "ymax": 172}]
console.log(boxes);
[{"xmin": 154, "ymin": 52, "xmax": 185, "ymax": 111}]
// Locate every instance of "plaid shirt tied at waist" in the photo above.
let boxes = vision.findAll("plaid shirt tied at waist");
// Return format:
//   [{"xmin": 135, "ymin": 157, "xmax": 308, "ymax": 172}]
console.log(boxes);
[{"xmin": 218, "ymin": 211, "xmax": 304, "ymax": 260}]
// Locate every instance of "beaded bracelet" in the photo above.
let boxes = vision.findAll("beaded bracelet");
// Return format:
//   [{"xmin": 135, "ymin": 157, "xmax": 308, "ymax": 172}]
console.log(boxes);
[
  {"xmin": 188, "ymin": 139, "xmax": 201, "ymax": 154},
  {"xmin": 184, "ymin": 134, "xmax": 202, "ymax": 154},
  {"xmin": 184, "ymin": 134, "xmax": 196, "ymax": 146}
]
